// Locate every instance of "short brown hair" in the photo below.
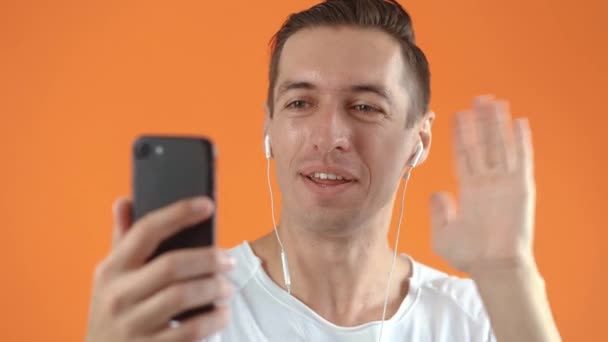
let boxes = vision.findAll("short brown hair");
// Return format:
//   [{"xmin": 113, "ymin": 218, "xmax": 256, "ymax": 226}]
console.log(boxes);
[{"xmin": 266, "ymin": 0, "xmax": 431, "ymax": 127}]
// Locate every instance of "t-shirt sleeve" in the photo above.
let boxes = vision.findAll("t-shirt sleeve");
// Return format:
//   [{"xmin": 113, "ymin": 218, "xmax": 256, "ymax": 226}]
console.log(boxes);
[{"xmin": 487, "ymin": 327, "xmax": 497, "ymax": 342}]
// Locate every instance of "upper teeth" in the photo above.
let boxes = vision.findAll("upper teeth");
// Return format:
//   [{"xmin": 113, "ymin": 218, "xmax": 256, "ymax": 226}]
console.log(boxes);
[{"xmin": 310, "ymin": 172, "xmax": 344, "ymax": 180}]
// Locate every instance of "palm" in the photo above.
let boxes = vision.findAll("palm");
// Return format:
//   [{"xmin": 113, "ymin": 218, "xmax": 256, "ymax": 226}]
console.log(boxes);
[{"xmin": 430, "ymin": 96, "xmax": 536, "ymax": 274}]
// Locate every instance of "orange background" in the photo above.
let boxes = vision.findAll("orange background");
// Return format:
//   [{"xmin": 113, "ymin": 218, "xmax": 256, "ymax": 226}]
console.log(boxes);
[{"xmin": 1, "ymin": 0, "xmax": 606, "ymax": 341}]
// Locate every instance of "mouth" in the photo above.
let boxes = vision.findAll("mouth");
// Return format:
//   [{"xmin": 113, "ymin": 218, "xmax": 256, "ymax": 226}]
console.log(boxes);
[
  {"xmin": 302, "ymin": 171, "xmax": 354, "ymax": 186},
  {"xmin": 298, "ymin": 169, "xmax": 357, "ymax": 199}
]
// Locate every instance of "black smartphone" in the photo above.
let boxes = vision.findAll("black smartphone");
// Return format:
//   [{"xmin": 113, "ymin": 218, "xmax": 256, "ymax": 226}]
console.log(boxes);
[{"xmin": 132, "ymin": 135, "xmax": 216, "ymax": 321}]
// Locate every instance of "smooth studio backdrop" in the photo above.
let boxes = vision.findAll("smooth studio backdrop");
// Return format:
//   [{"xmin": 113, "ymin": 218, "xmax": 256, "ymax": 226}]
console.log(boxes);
[{"xmin": 1, "ymin": 0, "xmax": 606, "ymax": 341}]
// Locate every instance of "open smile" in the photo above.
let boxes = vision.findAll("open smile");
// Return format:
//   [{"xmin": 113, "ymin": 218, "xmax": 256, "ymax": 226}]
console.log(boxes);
[{"xmin": 299, "ymin": 171, "xmax": 357, "ymax": 198}]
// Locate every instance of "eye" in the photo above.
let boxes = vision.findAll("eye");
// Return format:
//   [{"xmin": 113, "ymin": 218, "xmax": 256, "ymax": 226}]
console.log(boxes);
[
  {"xmin": 353, "ymin": 104, "xmax": 381, "ymax": 113},
  {"xmin": 286, "ymin": 100, "xmax": 308, "ymax": 109}
]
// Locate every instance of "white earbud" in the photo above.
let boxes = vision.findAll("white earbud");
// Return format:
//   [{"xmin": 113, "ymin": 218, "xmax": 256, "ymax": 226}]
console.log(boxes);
[
  {"xmin": 403, "ymin": 141, "xmax": 423, "ymax": 181},
  {"xmin": 264, "ymin": 134, "xmax": 272, "ymax": 159},
  {"xmin": 408, "ymin": 141, "xmax": 424, "ymax": 168}
]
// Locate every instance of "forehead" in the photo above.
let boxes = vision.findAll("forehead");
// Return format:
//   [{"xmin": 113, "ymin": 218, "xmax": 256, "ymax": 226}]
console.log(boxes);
[{"xmin": 276, "ymin": 26, "xmax": 407, "ymax": 95}]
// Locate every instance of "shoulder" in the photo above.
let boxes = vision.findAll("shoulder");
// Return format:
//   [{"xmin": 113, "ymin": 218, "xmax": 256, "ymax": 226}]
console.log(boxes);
[
  {"xmin": 411, "ymin": 259, "xmax": 487, "ymax": 324},
  {"xmin": 224, "ymin": 241, "xmax": 262, "ymax": 289}
]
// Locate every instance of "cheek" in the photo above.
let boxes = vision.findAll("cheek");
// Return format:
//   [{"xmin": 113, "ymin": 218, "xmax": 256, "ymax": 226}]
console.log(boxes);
[
  {"xmin": 272, "ymin": 119, "xmax": 309, "ymax": 175},
  {"xmin": 283, "ymin": 120, "xmax": 306, "ymax": 148},
  {"xmin": 360, "ymin": 131, "xmax": 408, "ymax": 187}
]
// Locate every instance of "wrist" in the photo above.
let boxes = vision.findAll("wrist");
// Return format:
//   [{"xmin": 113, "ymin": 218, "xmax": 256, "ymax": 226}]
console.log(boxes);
[{"xmin": 468, "ymin": 255, "xmax": 542, "ymax": 284}]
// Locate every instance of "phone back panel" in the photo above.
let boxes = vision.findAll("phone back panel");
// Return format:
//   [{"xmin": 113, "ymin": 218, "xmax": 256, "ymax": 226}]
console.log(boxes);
[{"xmin": 132, "ymin": 135, "xmax": 215, "ymax": 259}]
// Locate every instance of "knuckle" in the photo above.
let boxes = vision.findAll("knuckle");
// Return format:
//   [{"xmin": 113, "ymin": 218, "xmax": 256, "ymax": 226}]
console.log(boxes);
[
  {"xmin": 176, "ymin": 199, "xmax": 195, "ymax": 216},
  {"xmin": 163, "ymin": 199, "xmax": 198, "ymax": 228},
  {"xmin": 159, "ymin": 255, "xmax": 180, "ymax": 279},
  {"xmin": 127, "ymin": 222, "xmax": 152, "ymax": 250},
  {"xmin": 167, "ymin": 285, "xmax": 188, "ymax": 308},
  {"xmin": 194, "ymin": 312, "xmax": 228, "ymax": 339},
  {"xmin": 115, "ymin": 318, "xmax": 134, "ymax": 339},
  {"xmin": 105, "ymin": 288, "xmax": 125, "ymax": 316},
  {"xmin": 213, "ymin": 307, "xmax": 231, "ymax": 330},
  {"xmin": 208, "ymin": 248, "xmax": 223, "ymax": 268},
  {"xmin": 211, "ymin": 275, "xmax": 224, "ymax": 290},
  {"xmin": 217, "ymin": 277, "xmax": 233, "ymax": 297},
  {"xmin": 93, "ymin": 260, "xmax": 110, "ymax": 283},
  {"xmin": 181, "ymin": 323, "xmax": 207, "ymax": 341},
  {"xmin": 179, "ymin": 329, "xmax": 199, "ymax": 341}
]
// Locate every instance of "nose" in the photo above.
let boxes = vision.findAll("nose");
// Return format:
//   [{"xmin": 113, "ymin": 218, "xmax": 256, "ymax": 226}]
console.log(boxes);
[{"xmin": 310, "ymin": 103, "xmax": 352, "ymax": 155}]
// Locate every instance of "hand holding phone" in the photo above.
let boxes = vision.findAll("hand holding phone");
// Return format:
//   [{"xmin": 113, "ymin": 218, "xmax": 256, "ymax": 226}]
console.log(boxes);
[{"xmin": 85, "ymin": 136, "xmax": 235, "ymax": 342}]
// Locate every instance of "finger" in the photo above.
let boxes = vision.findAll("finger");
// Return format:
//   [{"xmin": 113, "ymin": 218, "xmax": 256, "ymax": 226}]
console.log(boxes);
[
  {"xmin": 473, "ymin": 98, "xmax": 514, "ymax": 173},
  {"xmin": 153, "ymin": 305, "xmax": 230, "ymax": 342},
  {"xmin": 429, "ymin": 192, "xmax": 457, "ymax": 257},
  {"xmin": 453, "ymin": 111, "xmax": 483, "ymax": 180},
  {"xmin": 429, "ymin": 192, "xmax": 457, "ymax": 232},
  {"xmin": 112, "ymin": 197, "xmax": 133, "ymax": 249},
  {"xmin": 126, "ymin": 275, "xmax": 234, "ymax": 333},
  {"xmin": 109, "ymin": 196, "xmax": 215, "ymax": 272},
  {"xmin": 117, "ymin": 247, "xmax": 236, "ymax": 310},
  {"xmin": 494, "ymin": 100, "xmax": 516, "ymax": 172},
  {"xmin": 513, "ymin": 118, "xmax": 535, "ymax": 177}
]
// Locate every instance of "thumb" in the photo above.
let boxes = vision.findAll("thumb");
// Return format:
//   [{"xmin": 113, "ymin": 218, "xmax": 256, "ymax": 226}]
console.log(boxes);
[
  {"xmin": 429, "ymin": 192, "xmax": 457, "ymax": 234},
  {"xmin": 111, "ymin": 197, "xmax": 133, "ymax": 249}
]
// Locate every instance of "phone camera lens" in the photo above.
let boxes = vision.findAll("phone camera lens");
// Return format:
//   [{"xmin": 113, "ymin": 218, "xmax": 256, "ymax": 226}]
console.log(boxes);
[{"xmin": 135, "ymin": 143, "xmax": 151, "ymax": 160}]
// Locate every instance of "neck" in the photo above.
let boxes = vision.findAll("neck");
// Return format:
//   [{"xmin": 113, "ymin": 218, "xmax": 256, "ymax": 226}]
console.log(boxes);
[{"xmin": 251, "ymin": 202, "xmax": 411, "ymax": 326}]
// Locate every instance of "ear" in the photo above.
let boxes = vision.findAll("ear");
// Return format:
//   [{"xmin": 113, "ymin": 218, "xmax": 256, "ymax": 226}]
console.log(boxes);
[{"xmin": 408, "ymin": 110, "xmax": 435, "ymax": 167}]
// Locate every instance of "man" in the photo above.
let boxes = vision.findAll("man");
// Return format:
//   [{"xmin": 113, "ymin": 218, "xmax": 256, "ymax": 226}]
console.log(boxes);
[{"xmin": 86, "ymin": 0, "xmax": 561, "ymax": 341}]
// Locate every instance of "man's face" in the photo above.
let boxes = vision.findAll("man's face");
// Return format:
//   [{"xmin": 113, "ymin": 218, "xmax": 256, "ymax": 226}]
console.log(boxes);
[{"xmin": 268, "ymin": 26, "xmax": 421, "ymax": 232}]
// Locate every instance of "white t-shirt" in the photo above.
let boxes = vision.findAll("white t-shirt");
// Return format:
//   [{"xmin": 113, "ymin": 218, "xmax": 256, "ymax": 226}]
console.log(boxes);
[{"xmin": 205, "ymin": 241, "xmax": 496, "ymax": 342}]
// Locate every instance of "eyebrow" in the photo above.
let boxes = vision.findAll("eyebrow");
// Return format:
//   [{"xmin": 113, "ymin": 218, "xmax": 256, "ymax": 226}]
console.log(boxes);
[
  {"xmin": 276, "ymin": 80, "xmax": 392, "ymax": 104},
  {"xmin": 350, "ymin": 84, "xmax": 392, "ymax": 104},
  {"xmin": 277, "ymin": 81, "xmax": 315, "ymax": 98}
]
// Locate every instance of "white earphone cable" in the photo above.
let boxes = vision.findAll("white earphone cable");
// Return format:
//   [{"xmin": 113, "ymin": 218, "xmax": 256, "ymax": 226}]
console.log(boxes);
[
  {"xmin": 267, "ymin": 159, "xmax": 292, "ymax": 294},
  {"xmin": 267, "ymin": 159, "xmax": 285, "ymax": 254},
  {"xmin": 377, "ymin": 170, "xmax": 412, "ymax": 342},
  {"xmin": 266, "ymin": 158, "xmax": 307, "ymax": 340}
]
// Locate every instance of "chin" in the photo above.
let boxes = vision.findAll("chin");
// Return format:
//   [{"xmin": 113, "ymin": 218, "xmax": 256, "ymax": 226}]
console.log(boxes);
[{"xmin": 296, "ymin": 204, "xmax": 368, "ymax": 235}]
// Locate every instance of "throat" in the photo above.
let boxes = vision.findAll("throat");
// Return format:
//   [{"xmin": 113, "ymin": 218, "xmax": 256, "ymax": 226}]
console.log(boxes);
[
  {"xmin": 305, "ymin": 279, "xmax": 410, "ymax": 327},
  {"xmin": 290, "ymin": 253, "xmax": 412, "ymax": 327}
]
